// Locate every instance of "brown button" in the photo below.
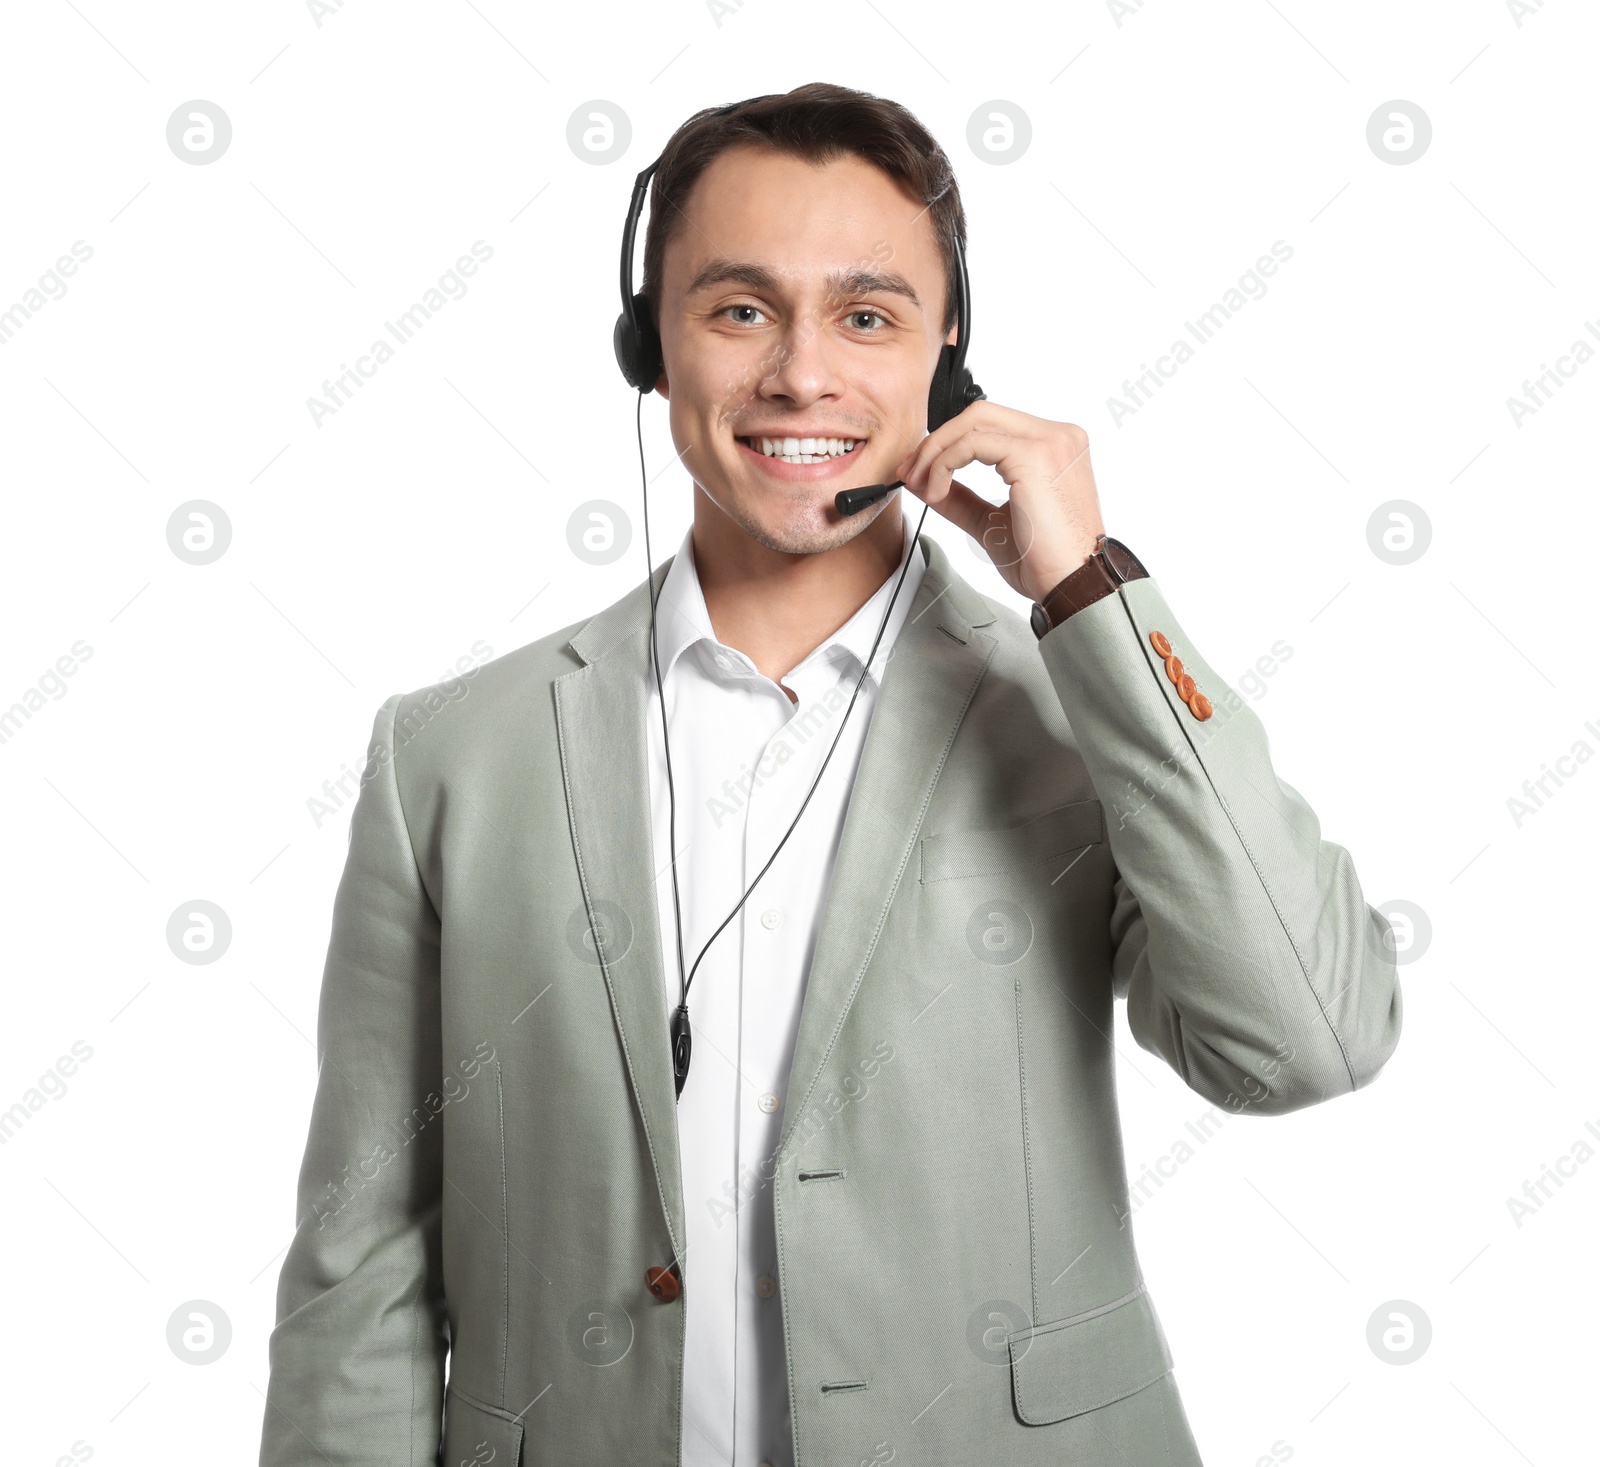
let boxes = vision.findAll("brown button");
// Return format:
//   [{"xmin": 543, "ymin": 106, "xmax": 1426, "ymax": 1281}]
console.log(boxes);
[
  {"xmin": 1176, "ymin": 672, "xmax": 1196, "ymax": 701},
  {"xmin": 1188, "ymin": 691, "xmax": 1213, "ymax": 721},
  {"xmin": 1149, "ymin": 630, "xmax": 1172, "ymax": 658},
  {"xmin": 1164, "ymin": 655, "xmax": 1184, "ymax": 684},
  {"xmin": 646, "ymin": 1264, "xmax": 681, "ymax": 1303}
]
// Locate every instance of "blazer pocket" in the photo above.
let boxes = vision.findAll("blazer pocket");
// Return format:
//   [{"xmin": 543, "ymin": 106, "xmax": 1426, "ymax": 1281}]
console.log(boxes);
[
  {"xmin": 441, "ymin": 1384, "xmax": 525, "ymax": 1467},
  {"xmin": 919, "ymin": 798, "xmax": 1104, "ymax": 885},
  {"xmin": 1007, "ymin": 1284, "xmax": 1174, "ymax": 1425}
]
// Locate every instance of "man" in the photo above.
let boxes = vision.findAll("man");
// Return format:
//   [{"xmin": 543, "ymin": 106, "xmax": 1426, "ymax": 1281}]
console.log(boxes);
[{"xmin": 260, "ymin": 85, "xmax": 1402, "ymax": 1467}]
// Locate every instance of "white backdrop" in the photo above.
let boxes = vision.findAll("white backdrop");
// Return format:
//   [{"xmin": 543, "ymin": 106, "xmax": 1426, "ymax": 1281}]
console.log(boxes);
[{"xmin": 2, "ymin": 1, "xmax": 1595, "ymax": 1462}]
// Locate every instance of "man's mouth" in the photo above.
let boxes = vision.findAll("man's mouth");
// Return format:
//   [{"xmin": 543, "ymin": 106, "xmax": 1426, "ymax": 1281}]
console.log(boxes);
[{"xmin": 736, "ymin": 435, "xmax": 863, "ymax": 466}]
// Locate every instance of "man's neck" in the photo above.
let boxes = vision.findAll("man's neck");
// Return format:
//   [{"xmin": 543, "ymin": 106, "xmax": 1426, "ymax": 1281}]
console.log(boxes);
[{"xmin": 690, "ymin": 493, "xmax": 910, "ymax": 702}]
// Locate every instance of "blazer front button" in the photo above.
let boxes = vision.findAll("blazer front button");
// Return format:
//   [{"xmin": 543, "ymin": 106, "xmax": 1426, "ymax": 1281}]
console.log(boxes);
[
  {"xmin": 1149, "ymin": 630, "xmax": 1173, "ymax": 658},
  {"xmin": 756, "ymin": 1274, "xmax": 777, "ymax": 1298},
  {"xmin": 646, "ymin": 1264, "xmax": 681, "ymax": 1303}
]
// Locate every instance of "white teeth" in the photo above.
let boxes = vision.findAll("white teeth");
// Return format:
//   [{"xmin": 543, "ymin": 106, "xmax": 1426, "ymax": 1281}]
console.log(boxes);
[{"xmin": 753, "ymin": 436, "xmax": 859, "ymax": 463}]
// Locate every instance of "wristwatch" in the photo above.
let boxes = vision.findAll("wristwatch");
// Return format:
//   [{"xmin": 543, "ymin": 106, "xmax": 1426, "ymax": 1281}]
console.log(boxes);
[{"xmin": 1030, "ymin": 534, "xmax": 1149, "ymax": 640}]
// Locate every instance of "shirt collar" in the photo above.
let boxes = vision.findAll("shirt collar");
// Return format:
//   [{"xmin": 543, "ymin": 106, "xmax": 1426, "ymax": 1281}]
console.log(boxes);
[{"xmin": 649, "ymin": 506, "xmax": 924, "ymax": 691}]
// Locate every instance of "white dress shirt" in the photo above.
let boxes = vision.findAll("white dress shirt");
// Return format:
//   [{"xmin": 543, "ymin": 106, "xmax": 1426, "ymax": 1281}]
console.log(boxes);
[{"xmin": 643, "ymin": 505, "xmax": 925, "ymax": 1466}]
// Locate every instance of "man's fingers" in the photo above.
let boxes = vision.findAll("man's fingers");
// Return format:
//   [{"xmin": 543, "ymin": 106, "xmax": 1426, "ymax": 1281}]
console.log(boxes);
[
  {"xmin": 907, "ymin": 424, "xmax": 1050, "ymax": 493},
  {"xmin": 899, "ymin": 473, "xmax": 993, "ymax": 546}
]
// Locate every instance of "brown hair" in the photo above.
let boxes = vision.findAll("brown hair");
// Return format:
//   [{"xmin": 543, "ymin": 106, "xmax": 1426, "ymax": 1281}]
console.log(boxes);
[{"xmin": 640, "ymin": 83, "xmax": 966, "ymax": 340}]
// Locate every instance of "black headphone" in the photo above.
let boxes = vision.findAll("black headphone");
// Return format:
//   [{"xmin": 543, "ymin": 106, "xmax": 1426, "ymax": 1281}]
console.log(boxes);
[{"xmin": 613, "ymin": 94, "xmax": 983, "ymax": 1100}]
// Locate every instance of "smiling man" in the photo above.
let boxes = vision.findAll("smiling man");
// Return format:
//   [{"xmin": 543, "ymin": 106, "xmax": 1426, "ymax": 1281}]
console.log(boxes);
[
  {"xmin": 649, "ymin": 122, "xmax": 1097, "ymax": 691},
  {"xmin": 260, "ymin": 84, "xmax": 1403, "ymax": 1467}
]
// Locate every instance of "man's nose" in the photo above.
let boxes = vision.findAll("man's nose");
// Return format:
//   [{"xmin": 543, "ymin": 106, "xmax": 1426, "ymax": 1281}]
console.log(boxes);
[{"xmin": 758, "ymin": 311, "xmax": 844, "ymax": 401}]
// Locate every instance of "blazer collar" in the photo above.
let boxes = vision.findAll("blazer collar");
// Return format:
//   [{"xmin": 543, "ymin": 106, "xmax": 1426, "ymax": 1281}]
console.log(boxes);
[{"xmin": 555, "ymin": 531, "xmax": 998, "ymax": 1263}]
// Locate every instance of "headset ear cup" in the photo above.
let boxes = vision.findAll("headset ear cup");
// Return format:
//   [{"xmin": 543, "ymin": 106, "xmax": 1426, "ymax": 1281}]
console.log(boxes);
[
  {"xmin": 613, "ymin": 311, "xmax": 642, "ymax": 390},
  {"xmin": 614, "ymin": 291, "xmax": 664, "ymax": 392},
  {"xmin": 636, "ymin": 292, "xmax": 663, "ymax": 391},
  {"xmin": 926, "ymin": 343, "xmax": 957, "ymax": 432}
]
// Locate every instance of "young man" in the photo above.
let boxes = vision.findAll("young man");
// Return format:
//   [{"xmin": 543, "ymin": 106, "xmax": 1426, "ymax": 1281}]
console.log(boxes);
[{"xmin": 260, "ymin": 85, "xmax": 1402, "ymax": 1467}]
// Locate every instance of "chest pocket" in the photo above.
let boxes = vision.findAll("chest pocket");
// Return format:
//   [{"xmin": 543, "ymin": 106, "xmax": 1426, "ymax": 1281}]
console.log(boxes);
[{"xmin": 919, "ymin": 798, "xmax": 1104, "ymax": 885}]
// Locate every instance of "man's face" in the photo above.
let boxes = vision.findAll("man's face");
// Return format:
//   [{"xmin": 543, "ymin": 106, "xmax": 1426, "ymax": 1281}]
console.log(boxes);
[{"xmin": 654, "ymin": 143, "xmax": 956, "ymax": 554}]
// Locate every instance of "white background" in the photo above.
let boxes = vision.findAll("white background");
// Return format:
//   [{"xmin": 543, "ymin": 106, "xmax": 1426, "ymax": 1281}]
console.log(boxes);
[{"xmin": 2, "ymin": 1, "xmax": 1595, "ymax": 1462}]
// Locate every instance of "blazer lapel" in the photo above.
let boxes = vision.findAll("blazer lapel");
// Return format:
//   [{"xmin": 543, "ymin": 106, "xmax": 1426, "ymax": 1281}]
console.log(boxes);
[
  {"xmin": 555, "ymin": 554, "xmax": 688, "ymax": 1256},
  {"xmin": 553, "ymin": 534, "xmax": 999, "ymax": 1255}
]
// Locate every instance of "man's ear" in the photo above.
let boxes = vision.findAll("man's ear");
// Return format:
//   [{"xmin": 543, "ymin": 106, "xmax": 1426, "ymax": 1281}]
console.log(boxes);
[
  {"xmin": 654, "ymin": 373, "xmax": 669, "ymax": 399},
  {"xmin": 944, "ymin": 324, "xmax": 959, "ymax": 348}
]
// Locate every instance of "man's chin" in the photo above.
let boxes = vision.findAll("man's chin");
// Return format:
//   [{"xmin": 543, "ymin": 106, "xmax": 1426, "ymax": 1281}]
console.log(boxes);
[{"xmin": 713, "ymin": 488, "xmax": 862, "ymax": 557}]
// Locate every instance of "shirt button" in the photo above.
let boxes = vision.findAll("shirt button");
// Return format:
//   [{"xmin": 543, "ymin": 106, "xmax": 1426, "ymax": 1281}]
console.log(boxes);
[
  {"xmin": 714, "ymin": 652, "xmax": 733, "ymax": 671},
  {"xmin": 757, "ymin": 1092, "xmax": 782, "ymax": 1113},
  {"xmin": 760, "ymin": 908, "xmax": 782, "ymax": 929},
  {"xmin": 756, "ymin": 1274, "xmax": 777, "ymax": 1298}
]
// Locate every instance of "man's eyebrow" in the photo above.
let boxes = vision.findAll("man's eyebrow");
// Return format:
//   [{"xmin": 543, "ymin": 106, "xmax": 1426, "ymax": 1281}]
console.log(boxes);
[{"xmin": 685, "ymin": 257, "xmax": 922, "ymax": 309}]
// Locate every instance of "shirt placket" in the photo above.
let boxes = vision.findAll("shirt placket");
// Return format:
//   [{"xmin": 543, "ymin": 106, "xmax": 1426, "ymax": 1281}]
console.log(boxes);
[
  {"xmin": 675, "ymin": 645, "xmax": 753, "ymax": 1467},
  {"xmin": 730, "ymin": 687, "xmax": 785, "ymax": 1467}
]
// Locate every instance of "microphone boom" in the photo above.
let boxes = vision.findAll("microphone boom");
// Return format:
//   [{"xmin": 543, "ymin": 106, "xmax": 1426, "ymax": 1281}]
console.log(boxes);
[{"xmin": 834, "ymin": 479, "xmax": 904, "ymax": 518}]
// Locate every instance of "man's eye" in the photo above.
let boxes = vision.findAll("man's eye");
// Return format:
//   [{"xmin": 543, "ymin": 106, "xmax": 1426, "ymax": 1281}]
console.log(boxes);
[
  {"xmin": 847, "ymin": 310, "xmax": 887, "ymax": 332},
  {"xmin": 722, "ymin": 304, "xmax": 769, "ymax": 325}
]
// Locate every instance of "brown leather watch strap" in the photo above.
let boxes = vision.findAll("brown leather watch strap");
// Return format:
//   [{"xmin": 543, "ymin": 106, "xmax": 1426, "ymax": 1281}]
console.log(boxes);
[{"xmin": 1031, "ymin": 535, "xmax": 1149, "ymax": 640}]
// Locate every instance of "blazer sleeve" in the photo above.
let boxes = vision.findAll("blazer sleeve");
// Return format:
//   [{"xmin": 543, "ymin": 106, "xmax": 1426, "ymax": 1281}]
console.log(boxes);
[
  {"xmin": 1036, "ymin": 577, "xmax": 1402, "ymax": 1115},
  {"xmin": 259, "ymin": 693, "xmax": 449, "ymax": 1467}
]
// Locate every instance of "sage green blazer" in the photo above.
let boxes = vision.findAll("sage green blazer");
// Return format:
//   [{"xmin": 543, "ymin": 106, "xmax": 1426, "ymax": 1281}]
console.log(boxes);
[{"xmin": 259, "ymin": 532, "xmax": 1402, "ymax": 1466}]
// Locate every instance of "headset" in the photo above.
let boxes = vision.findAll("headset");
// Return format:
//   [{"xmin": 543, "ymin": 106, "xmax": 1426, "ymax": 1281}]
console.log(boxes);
[{"xmin": 612, "ymin": 93, "xmax": 984, "ymax": 1098}]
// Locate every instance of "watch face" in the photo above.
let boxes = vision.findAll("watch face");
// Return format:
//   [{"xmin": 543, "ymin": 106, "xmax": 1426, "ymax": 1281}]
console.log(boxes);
[{"xmin": 1103, "ymin": 538, "xmax": 1145, "ymax": 581}]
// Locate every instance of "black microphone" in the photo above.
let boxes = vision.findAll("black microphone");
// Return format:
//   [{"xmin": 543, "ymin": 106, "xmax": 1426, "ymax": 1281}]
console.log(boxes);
[{"xmin": 834, "ymin": 480, "xmax": 904, "ymax": 518}]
